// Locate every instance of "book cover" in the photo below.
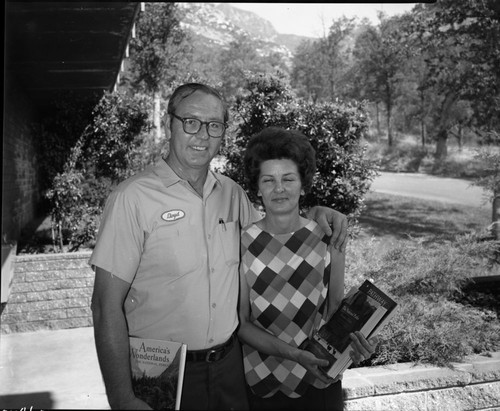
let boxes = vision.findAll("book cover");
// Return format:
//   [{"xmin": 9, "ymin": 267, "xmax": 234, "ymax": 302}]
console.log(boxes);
[
  {"xmin": 129, "ymin": 337, "xmax": 187, "ymax": 410},
  {"xmin": 300, "ymin": 280, "xmax": 397, "ymax": 379}
]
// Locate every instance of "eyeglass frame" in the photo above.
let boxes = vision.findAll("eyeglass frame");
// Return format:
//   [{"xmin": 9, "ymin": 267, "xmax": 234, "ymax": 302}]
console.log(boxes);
[{"xmin": 169, "ymin": 112, "xmax": 227, "ymax": 138}]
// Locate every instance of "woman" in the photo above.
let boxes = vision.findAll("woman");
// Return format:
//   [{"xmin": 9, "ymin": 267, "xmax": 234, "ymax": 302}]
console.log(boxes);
[{"xmin": 238, "ymin": 127, "xmax": 375, "ymax": 410}]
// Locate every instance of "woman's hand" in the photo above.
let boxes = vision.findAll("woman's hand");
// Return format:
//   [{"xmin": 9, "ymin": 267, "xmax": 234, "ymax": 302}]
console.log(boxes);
[
  {"xmin": 295, "ymin": 349, "xmax": 339, "ymax": 387},
  {"xmin": 348, "ymin": 331, "xmax": 379, "ymax": 365}
]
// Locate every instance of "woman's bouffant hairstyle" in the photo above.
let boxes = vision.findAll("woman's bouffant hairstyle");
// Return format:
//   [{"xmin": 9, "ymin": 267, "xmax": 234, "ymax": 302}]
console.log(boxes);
[{"xmin": 243, "ymin": 127, "xmax": 317, "ymax": 197}]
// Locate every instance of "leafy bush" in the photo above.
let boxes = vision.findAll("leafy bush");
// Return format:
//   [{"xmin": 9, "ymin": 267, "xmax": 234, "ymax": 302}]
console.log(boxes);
[
  {"xmin": 347, "ymin": 231, "xmax": 500, "ymax": 367},
  {"xmin": 45, "ymin": 91, "xmax": 154, "ymax": 251},
  {"xmin": 222, "ymin": 72, "xmax": 378, "ymax": 221},
  {"xmin": 472, "ymin": 138, "xmax": 500, "ymax": 203}
]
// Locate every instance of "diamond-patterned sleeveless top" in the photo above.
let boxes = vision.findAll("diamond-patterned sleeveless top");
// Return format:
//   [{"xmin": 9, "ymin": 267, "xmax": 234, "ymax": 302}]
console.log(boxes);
[{"xmin": 240, "ymin": 220, "xmax": 331, "ymax": 398}]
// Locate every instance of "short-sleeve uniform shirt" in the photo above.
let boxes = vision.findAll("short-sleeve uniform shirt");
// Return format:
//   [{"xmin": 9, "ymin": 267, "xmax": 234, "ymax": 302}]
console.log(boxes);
[{"xmin": 89, "ymin": 160, "xmax": 260, "ymax": 350}]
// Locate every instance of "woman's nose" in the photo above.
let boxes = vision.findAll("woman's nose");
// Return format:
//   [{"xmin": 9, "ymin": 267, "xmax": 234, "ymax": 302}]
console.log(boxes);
[{"xmin": 274, "ymin": 183, "xmax": 285, "ymax": 193}]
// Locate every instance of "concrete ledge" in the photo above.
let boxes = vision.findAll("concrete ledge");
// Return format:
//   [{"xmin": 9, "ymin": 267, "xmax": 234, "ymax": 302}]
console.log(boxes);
[{"xmin": 343, "ymin": 352, "xmax": 500, "ymax": 410}]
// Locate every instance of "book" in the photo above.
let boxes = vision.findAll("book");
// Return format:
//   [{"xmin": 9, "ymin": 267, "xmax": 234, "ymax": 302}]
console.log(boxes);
[
  {"xmin": 300, "ymin": 280, "xmax": 397, "ymax": 379},
  {"xmin": 129, "ymin": 337, "xmax": 188, "ymax": 410}
]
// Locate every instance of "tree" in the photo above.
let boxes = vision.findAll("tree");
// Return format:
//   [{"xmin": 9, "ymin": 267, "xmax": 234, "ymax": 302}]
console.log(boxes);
[
  {"xmin": 352, "ymin": 14, "xmax": 409, "ymax": 146},
  {"xmin": 217, "ymin": 33, "xmax": 290, "ymax": 103},
  {"xmin": 124, "ymin": 3, "xmax": 191, "ymax": 140},
  {"xmin": 291, "ymin": 39, "xmax": 323, "ymax": 102},
  {"xmin": 218, "ymin": 33, "xmax": 263, "ymax": 100},
  {"xmin": 410, "ymin": 0, "xmax": 500, "ymax": 158},
  {"xmin": 317, "ymin": 17, "xmax": 356, "ymax": 102},
  {"xmin": 291, "ymin": 18, "xmax": 356, "ymax": 103}
]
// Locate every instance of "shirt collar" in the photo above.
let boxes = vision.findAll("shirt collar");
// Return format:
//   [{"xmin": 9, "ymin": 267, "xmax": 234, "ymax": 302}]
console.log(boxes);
[{"xmin": 154, "ymin": 158, "xmax": 222, "ymax": 192}]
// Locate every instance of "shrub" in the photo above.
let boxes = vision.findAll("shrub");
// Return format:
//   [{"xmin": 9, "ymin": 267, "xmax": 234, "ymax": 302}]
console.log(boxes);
[
  {"xmin": 222, "ymin": 72, "xmax": 378, "ymax": 221},
  {"xmin": 45, "ymin": 91, "xmax": 154, "ymax": 251},
  {"xmin": 372, "ymin": 296, "xmax": 499, "ymax": 366},
  {"xmin": 472, "ymin": 139, "xmax": 500, "ymax": 203}
]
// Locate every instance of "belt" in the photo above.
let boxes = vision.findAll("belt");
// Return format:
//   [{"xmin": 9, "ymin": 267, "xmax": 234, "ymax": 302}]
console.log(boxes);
[{"xmin": 186, "ymin": 335, "xmax": 235, "ymax": 363}]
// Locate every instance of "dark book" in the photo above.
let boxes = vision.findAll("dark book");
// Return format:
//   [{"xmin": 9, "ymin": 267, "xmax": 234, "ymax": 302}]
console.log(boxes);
[
  {"xmin": 129, "ymin": 337, "xmax": 187, "ymax": 410},
  {"xmin": 300, "ymin": 280, "xmax": 397, "ymax": 379}
]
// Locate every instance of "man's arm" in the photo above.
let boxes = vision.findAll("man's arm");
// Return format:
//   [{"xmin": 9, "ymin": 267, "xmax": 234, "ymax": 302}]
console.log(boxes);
[
  {"xmin": 307, "ymin": 206, "xmax": 348, "ymax": 252},
  {"xmin": 91, "ymin": 267, "xmax": 151, "ymax": 410}
]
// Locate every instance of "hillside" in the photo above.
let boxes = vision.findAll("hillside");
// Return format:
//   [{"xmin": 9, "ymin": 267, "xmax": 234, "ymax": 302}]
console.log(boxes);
[{"xmin": 178, "ymin": 2, "xmax": 314, "ymax": 57}]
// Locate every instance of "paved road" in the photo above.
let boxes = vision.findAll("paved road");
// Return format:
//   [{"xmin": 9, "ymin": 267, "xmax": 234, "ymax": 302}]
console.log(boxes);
[{"xmin": 370, "ymin": 172, "xmax": 490, "ymax": 209}]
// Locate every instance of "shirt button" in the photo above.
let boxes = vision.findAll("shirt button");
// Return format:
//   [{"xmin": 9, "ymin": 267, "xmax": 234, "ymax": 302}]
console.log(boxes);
[
  {"xmin": 209, "ymin": 338, "xmax": 214, "ymax": 344},
  {"xmin": 211, "ymin": 268, "xmax": 215, "ymax": 273},
  {"xmin": 212, "ymin": 303, "xmax": 216, "ymax": 308},
  {"xmin": 207, "ymin": 234, "xmax": 211, "ymax": 239}
]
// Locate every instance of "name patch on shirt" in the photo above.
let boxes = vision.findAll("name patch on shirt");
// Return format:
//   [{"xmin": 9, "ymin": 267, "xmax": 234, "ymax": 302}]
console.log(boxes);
[{"xmin": 161, "ymin": 209, "xmax": 185, "ymax": 222}]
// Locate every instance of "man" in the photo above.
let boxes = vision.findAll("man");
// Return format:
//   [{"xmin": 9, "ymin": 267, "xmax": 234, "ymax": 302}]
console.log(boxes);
[{"xmin": 90, "ymin": 83, "xmax": 348, "ymax": 410}]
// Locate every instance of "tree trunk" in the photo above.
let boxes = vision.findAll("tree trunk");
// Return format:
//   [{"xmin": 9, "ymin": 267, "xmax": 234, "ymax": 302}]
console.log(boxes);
[
  {"xmin": 329, "ymin": 78, "xmax": 335, "ymax": 102},
  {"xmin": 420, "ymin": 89, "xmax": 426, "ymax": 147},
  {"xmin": 457, "ymin": 125, "xmax": 463, "ymax": 152},
  {"xmin": 387, "ymin": 113, "xmax": 393, "ymax": 146},
  {"xmin": 435, "ymin": 127, "xmax": 448, "ymax": 159},
  {"xmin": 434, "ymin": 92, "xmax": 457, "ymax": 160},
  {"xmin": 492, "ymin": 194, "xmax": 500, "ymax": 240},
  {"xmin": 154, "ymin": 90, "xmax": 161, "ymax": 143},
  {"xmin": 386, "ymin": 102, "xmax": 393, "ymax": 147},
  {"xmin": 385, "ymin": 81, "xmax": 393, "ymax": 147},
  {"xmin": 421, "ymin": 122, "xmax": 426, "ymax": 147},
  {"xmin": 376, "ymin": 103, "xmax": 381, "ymax": 142}
]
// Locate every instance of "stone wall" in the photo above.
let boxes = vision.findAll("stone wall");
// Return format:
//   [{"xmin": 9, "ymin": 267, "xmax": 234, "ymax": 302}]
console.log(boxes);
[
  {"xmin": 1, "ymin": 252, "xmax": 94, "ymax": 333},
  {"xmin": 343, "ymin": 352, "xmax": 500, "ymax": 410}
]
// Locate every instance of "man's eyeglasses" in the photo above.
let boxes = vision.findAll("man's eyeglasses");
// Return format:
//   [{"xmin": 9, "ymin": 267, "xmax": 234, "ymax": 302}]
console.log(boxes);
[{"xmin": 170, "ymin": 113, "xmax": 226, "ymax": 138}]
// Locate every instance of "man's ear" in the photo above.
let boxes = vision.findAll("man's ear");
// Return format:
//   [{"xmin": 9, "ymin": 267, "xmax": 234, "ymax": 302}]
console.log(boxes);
[{"xmin": 163, "ymin": 114, "xmax": 171, "ymax": 140}]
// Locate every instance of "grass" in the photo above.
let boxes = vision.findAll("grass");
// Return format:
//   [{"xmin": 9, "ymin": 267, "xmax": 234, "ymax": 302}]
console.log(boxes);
[
  {"xmin": 357, "ymin": 190, "xmax": 490, "ymax": 243},
  {"xmin": 346, "ymin": 190, "xmax": 500, "ymax": 368}
]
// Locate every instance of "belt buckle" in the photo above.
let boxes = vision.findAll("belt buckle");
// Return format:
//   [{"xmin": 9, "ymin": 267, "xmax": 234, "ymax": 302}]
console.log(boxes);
[{"xmin": 205, "ymin": 349, "xmax": 218, "ymax": 362}]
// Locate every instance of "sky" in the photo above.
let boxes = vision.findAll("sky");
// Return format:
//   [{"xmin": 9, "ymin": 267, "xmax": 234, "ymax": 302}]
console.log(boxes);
[{"xmin": 229, "ymin": 3, "xmax": 418, "ymax": 38}]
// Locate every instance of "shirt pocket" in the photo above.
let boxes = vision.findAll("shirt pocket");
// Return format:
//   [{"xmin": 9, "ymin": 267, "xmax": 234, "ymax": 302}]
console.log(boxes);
[{"xmin": 217, "ymin": 220, "xmax": 240, "ymax": 267}]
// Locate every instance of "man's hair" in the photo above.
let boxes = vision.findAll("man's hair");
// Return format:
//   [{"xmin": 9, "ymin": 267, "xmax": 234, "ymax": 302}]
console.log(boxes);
[
  {"xmin": 167, "ymin": 83, "xmax": 229, "ymax": 123},
  {"xmin": 243, "ymin": 127, "xmax": 317, "ymax": 196}
]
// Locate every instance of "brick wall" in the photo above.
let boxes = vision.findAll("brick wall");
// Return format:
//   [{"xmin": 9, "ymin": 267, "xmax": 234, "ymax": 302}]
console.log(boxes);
[
  {"xmin": 1, "ymin": 252, "xmax": 94, "ymax": 333},
  {"xmin": 2, "ymin": 79, "xmax": 41, "ymax": 242}
]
